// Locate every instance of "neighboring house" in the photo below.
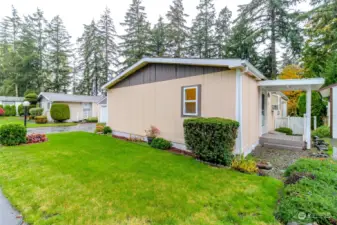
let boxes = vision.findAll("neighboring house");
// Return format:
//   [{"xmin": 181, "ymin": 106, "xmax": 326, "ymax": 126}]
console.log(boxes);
[
  {"xmin": 320, "ymin": 83, "xmax": 337, "ymax": 138},
  {"xmin": 38, "ymin": 92, "xmax": 103, "ymax": 122},
  {"xmin": 102, "ymin": 58, "xmax": 324, "ymax": 154},
  {"xmin": 0, "ymin": 96, "xmax": 24, "ymax": 116}
]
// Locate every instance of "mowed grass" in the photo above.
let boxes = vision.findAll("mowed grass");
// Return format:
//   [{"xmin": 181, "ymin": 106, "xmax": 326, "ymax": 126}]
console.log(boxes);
[
  {"xmin": 0, "ymin": 132, "xmax": 282, "ymax": 225},
  {"xmin": 0, "ymin": 116, "xmax": 77, "ymax": 128}
]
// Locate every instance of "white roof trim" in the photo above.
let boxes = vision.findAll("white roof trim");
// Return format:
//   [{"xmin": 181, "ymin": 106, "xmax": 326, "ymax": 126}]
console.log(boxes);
[
  {"xmin": 38, "ymin": 93, "xmax": 50, "ymax": 101},
  {"xmin": 97, "ymin": 96, "xmax": 107, "ymax": 104},
  {"xmin": 102, "ymin": 58, "xmax": 266, "ymax": 89},
  {"xmin": 258, "ymin": 78, "xmax": 325, "ymax": 91}
]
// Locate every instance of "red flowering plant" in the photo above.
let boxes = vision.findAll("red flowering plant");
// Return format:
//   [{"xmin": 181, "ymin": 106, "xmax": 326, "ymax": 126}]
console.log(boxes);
[
  {"xmin": 145, "ymin": 126, "xmax": 160, "ymax": 138},
  {"xmin": 26, "ymin": 133, "xmax": 48, "ymax": 144},
  {"xmin": 0, "ymin": 107, "xmax": 5, "ymax": 116}
]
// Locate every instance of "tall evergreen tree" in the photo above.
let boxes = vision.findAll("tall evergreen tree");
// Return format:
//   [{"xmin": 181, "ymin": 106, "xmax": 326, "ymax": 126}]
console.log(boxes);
[
  {"xmin": 47, "ymin": 15, "xmax": 72, "ymax": 93},
  {"xmin": 215, "ymin": 7, "xmax": 232, "ymax": 58},
  {"xmin": 189, "ymin": 0, "xmax": 216, "ymax": 58},
  {"xmin": 237, "ymin": 0, "xmax": 302, "ymax": 78},
  {"xmin": 149, "ymin": 16, "xmax": 167, "ymax": 57},
  {"xmin": 166, "ymin": 0, "xmax": 189, "ymax": 57},
  {"xmin": 98, "ymin": 7, "xmax": 119, "ymax": 82},
  {"xmin": 119, "ymin": 0, "xmax": 151, "ymax": 68}
]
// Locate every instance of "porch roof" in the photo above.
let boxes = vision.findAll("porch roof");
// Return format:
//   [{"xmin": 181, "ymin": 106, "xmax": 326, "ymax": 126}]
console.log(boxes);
[{"xmin": 258, "ymin": 78, "xmax": 325, "ymax": 91}]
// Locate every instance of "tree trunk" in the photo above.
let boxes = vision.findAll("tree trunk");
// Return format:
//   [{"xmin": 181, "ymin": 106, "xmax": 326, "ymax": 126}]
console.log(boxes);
[{"xmin": 271, "ymin": 8, "xmax": 277, "ymax": 79}]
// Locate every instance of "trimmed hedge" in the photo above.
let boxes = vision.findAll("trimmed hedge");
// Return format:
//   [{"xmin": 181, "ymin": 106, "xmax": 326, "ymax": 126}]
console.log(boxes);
[
  {"xmin": 29, "ymin": 107, "xmax": 43, "ymax": 118},
  {"xmin": 0, "ymin": 124, "xmax": 27, "ymax": 146},
  {"xmin": 50, "ymin": 103, "xmax": 70, "ymax": 122},
  {"xmin": 35, "ymin": 116, "xmax": 48, "ymax": 124},
  {"xmin": 24, "ymin": 92, "xmax": 38, "ymax": 104},
  {"xmin": 275, "ymin": 127, "xmax": 293, "ymax": 135},
  {"xmin": 150, "ymin": 137, "xmax": 172, "ymax": 150},
  {"xmin": 86, "ymin": 117, "xmax": 98, "ymax": 123},
  {"xmin": 275, "ymin": 159, "xmax": 337, "ymax": 224},
  {"xmin": 184, "ymin": 117, "xmax": 239, "ymax": 166},
  {"xmin": 18, "ymin": 104, "xmax": 24, "ymax": 116},
  {"xmin": 4, "ymin": 105, "xmax": 16, "ymax": 116}
]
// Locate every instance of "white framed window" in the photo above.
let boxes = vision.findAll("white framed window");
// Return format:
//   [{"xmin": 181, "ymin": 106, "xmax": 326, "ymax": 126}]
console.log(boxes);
[{"xmin": 182, "ymin": 85, "xmax": 201, "ymax": 117}]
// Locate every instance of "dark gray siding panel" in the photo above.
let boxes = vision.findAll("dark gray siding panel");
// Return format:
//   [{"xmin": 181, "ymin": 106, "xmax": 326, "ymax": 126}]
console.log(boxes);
[
  {"xmin": 177, "ymin": 65, "xmax": 205, "ymax": 78},
  {"xmin": 155, "ymin": 64, "xmax": 177, "ymax": 82},
  {"xmin": 114, "ymin": 63, "xmax": 229, "ymax": 89}
]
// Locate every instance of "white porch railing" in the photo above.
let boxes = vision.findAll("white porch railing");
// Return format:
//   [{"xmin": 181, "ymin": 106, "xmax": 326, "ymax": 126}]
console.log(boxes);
[{"xmin": 275, "ymin": 116, "xmax": 317, "ymax": 136}]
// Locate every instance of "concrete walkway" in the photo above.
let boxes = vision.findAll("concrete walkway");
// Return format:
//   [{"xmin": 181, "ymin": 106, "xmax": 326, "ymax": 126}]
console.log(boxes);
[
  {"xmin": 0, "ymin": 123, "xmax": 96, "ymax": 224},
  {"xmin": 0, "ymin": 190, "xmax": 24, "ymax": 225},
  {"xmin": 27, "ymin": 123, "xmax": 96, "ymax": 134}
]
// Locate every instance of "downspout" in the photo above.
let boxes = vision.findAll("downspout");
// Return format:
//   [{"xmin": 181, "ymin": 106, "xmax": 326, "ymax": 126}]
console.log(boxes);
[{"xmin": 235, "ymin": 68, "xmax": 243, "ymax": 154}]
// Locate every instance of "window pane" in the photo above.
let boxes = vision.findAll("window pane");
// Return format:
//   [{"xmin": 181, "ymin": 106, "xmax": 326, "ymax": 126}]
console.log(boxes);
[
  {"xmin": 185, "ymin": 102, "xmax": 196, "ymax": 114},
  {"xmin": 185, "ymin": 88, "xmax": 196, "ymax": 100}
]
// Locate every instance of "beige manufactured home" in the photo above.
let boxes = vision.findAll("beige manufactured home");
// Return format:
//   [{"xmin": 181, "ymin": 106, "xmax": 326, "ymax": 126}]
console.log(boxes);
[{"xmin": 102, "ymin": 58, "xmax": 324, "ymax": 154}]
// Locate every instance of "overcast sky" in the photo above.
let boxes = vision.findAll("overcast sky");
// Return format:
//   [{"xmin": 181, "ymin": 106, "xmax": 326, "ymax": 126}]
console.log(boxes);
[{"xmin": 0, "ymin": 0, "xmax": 311, "ymax": 43}]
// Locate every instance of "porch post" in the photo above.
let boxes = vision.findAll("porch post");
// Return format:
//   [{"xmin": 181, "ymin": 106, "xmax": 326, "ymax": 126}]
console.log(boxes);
[{"xmin": 306, "ymin": 87, "xmax": 312, "ymax": 149}]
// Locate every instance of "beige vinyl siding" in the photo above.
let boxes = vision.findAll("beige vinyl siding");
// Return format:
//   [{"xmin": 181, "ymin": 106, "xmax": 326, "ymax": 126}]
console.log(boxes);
[
  {"xmin": 107, "ymin": 70, "xmax": 237, "ymax": 144},
  {"xmin": 242, "ymin": 74, "xmax": 260, "ymax": 153}
]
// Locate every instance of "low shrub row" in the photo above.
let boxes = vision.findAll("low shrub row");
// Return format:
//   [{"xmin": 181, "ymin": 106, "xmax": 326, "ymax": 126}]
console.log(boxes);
[
  {"xmin": 3, "ymin": 105, "xmax": 16, "ymax": 116},
  {"xmin": 29, "ymin": 107, "xmax": 43, "ymax": 118},
  {"xmin": 0, "ymin": 124, "xmax": 27, "ymax": 146},
  {"xmin": 150, "ymin": 137, "xmax": 172, "ymax": 150},
  {"xmin": 35, "ymin": 116, "xmax": 48, "ymax": 124},
  {"xmin": 275, "ymin": 127, "xmax": 293, "ymax": 135},
  {"xmin": 86, "ymin": 117, "xmax": 98, "ymax": 123},
  {"xmin": 275, "ymin": 159, "xmax": 337, "ymax": 224},
  {"xmin": 231, "ymin": 155, "xmax": 258, "ymax": 173}
]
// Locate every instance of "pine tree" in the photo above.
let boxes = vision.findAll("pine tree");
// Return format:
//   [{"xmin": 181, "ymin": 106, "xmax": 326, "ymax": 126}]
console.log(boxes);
[
  {"xmin": 149, "ymin": 16, "xmax": 167, "ymax": 57},
  {"xmin": 98, "ymin": 7, "xmax": 119, "ymax": 82},
  {"xmin": 189, "ymin": 0, "xmax": 216, "ymax": 58},
  {"xmin": 166, "ymin": 0, "xmax": 189, "ymax": 57},
  {"xmin": 47, "ymin": 16, "xmax": 72, "ymax": 93},
  {"xmin": 238, "ymin": 0, "xmax": 302, "ymax": 78},
  {"xmin": 215, "ymin": 7, "xmax": 232, "ymax": 58},
  {"xmin": 119, "ymin": 0, "xmax": 151, "ymax": 68},
  {"xmin": 5, "ymin": 6, "xmax": 21, "ymax": 51}
]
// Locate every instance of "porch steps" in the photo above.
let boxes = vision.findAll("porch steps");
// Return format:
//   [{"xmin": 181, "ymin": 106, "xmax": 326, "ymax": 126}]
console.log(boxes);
[{"xmin": 260, "ymin": 133, "xmax": 305, "ymax": 151}]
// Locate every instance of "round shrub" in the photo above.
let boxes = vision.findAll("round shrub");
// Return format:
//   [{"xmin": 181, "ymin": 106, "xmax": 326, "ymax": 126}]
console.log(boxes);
[
  {"xmin": 0, "ymin": 107, "xmax": 5, "ymax": 116},
  {"xmin": 18, "ymin": 104, "xmax": 24, "ymax": 116},
  {"xmin": 35, "ymin": 116, "xmax": 48, "ymax": 124},
  {"xmin": 312, "ymin": 126, "xmax": 330, "ymax": 138},
  {"xmin": 24, "ymin": 92, "xmax": 38, "ymax": 104},
  {"xmin": 29, "ymin": 107, "xmax": 43, "ymax": 118},
  {"xmin": 0, "ymin": 124, "xmax": 27, "ymax": 146},
  {"xmin": 150, "ymin": 137, "xmax": 172, "ymax": 150},
  {"xmin": 50, "ymin": 103, "xmax": 70, "ymax": 122},
  {"xmin": 103, "ymin": 126, "xmax": 112, "ymax": 134}
]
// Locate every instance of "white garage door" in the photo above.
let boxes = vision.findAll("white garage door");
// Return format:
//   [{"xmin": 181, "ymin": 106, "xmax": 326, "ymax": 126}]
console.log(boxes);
[{"xmin": 100, "ymin": 105, "xmax": 108, "ymax": 123}]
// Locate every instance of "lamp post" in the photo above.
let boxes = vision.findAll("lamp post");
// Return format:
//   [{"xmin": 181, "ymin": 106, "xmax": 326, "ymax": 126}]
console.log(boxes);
[{"xmin": 23, "ymin": 101, "xmax": 30, "ymax": 127}]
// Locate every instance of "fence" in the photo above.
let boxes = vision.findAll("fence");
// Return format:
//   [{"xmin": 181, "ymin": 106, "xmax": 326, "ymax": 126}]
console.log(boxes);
[{"xmin": 275, "ymin": 116, "xmax": 317, "ymax": 135}]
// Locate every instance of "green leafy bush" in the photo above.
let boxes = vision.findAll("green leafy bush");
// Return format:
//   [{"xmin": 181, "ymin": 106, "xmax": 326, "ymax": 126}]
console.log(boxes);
[
  {"xmin": 86, "ymin": 117, "xmax": 98, "ymax": 123},
  {"xmin": 0, "ymin": 124, "xmax": 27, "ymax": 146},
  {"xmin": 24, "ymin": 92, "xmax": 38, "ymax": 104},
  {"xmin": 35, "ymin": 116, "xmax": 48, "ymax": 124},
  {"xmin": 275, "ymin": 127, "xmax": 293, "ymax": 135},
  {"xmin": 231, "ymin": 155, "xmax": 258, "ymax": 173},
  {"xmin": 312, "ymin": 126, "xmax": 330, "ymax": 138},
  {"xmin": 29, "ymin": 107, "xmax": 43, "ymax": 118},
  {"xmin": 18, "ymin": 104, "xmax": 24, "ymax": 116},
  {"xmin": 184, "ymin": 117, "xmax": 239, "ymax": 166},
  {"xmin": 103, "ymin": 126, "xmax": 112, "ymax": 134},
  {"xmin": 4, "ymin": 105, "xmax": 16, "ymax": 116},
  {"xmin": 50, "ymin": 103, "xmax": 70, "ymax": 122},
  {"xmin": 275, "ymin": 159, "xmax": 337, "ymax": 224},
  {"xmin": 150, "ymin": 137, "xmax": 172, "ymax": 150}
]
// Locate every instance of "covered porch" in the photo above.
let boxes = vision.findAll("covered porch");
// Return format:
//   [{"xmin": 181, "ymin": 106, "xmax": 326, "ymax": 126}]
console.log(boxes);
[{"xmin": 258, "ymin": 78, "xmax": 325, "ymax": 150}]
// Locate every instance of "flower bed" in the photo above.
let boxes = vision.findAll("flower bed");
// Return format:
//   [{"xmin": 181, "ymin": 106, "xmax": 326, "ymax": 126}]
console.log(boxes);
[{"xmin": 26, "ymin": 133, "xmax": 48, "ymax": 144}]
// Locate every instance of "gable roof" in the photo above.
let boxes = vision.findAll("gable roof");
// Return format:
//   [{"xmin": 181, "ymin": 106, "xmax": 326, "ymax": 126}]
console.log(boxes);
[
  {"xmin": 38, "ymin": 92, "xmax": 103, "ymax": 103},
  {"xmin": 102, "ymin": 58, "xmax": 267, "ymax": 89},
  {"xmin": 0, "ymin": 96, "xmax": 24, "ymax": 102}
]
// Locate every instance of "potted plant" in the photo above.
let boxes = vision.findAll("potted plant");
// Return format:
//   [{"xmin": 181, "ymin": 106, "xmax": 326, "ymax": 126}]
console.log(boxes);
[{"xmin": 145, "ymin": 126, "xmax": 160, "ymax": 144}]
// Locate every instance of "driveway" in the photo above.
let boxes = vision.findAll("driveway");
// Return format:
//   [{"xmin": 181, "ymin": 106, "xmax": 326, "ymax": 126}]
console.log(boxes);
[{"xmin": 27, "ymin": 123, "xmax": 96, "ymax": 134}]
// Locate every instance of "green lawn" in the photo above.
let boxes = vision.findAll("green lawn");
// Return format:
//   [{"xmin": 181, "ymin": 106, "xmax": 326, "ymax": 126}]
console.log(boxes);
[
  {"xmin": 0, "ymin": 116, "xmax": 77, "ymax": 128},
  {"xmin": 0, "ymin": 132, "xmax": 282, "ymax": 225}
]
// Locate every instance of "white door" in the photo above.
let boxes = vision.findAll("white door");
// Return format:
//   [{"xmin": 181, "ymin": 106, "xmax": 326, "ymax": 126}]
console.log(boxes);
[{"xmin": 100, "ymin": 105, "xmax": 108, "ymax": 123}]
